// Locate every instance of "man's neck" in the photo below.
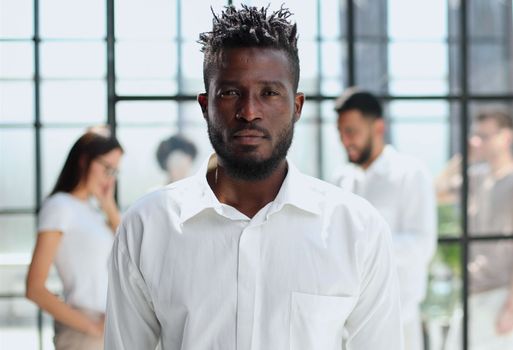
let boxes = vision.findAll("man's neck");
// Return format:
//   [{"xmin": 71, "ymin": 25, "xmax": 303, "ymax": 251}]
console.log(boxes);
[{"xmin": 208, "ymin": 161, "xmax": 288, "ymax": 218}]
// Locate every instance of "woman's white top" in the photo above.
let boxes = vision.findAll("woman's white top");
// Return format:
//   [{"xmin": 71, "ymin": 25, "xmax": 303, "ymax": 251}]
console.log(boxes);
[{"xmin": 38, "ymin": 192, "xmax": 114, "ymax": 313}]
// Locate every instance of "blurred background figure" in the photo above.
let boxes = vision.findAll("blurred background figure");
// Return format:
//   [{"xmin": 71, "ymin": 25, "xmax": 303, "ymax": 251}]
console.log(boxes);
[
  {"xmin": 437, "ymin": 109, "xmax": 513, "ymax": 350},
  {"xmin": 25, "ymin": 126, "xmax": 123, "ymax": 350},
  {"xmin": 155, "ymin": 134, "xmax": 198, "ymax": 184},
  {"xmin": 332, "ymin": 89, "xmax": 437, "ymax": 350}
]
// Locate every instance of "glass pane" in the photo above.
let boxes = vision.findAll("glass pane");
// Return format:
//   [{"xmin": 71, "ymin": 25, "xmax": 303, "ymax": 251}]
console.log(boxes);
[
  {"xmin": 469, "ymin": 43, "xmax": 513, "ymax": 94},
  {"xmin": 181, "ymin": 42, "xmax": 206, "ymax": 94},
  {"xmin": 422, "ymin": 243, "xmax": 462, "ymax": 350},
  {"xmin": 389, "ymin": 100, "xmax": 448, "ymax": 122},
  {"xmin": 116, "ymin": 101, "xmax": 178, "ymax": 125},
  {"xmin": 41, "ymin": 127, "xmax": 85, "ymax": 197},
  {"xmin": 320, "ymin": 0, "xmax": 343, "ymax": 39},
  {"xmin": 355, "ymin": 42, "xmax": 388, "ymax": 93},
  {"xmin": 468, "ymin": 0, "xmax": 508, "ymax": 38},
  {"xmin": 388, "ymin": 42, "xmax": 448, "ymax": 95},
  {"xmin": 388, "ymin": 0, "xmax": 447, "ymax": 40},
  {"xmin": 321, "ymin": 121, "xmax": 346, "ymax": 183},
  {"xmin": 39, "ymin": 0, "xmax": 105, "ymax": 39},
  {"xmin": 40, "ymin": 42, "xmax": 106, "ymax": 78},
  {"xmin": 289, "ymin": 119, "xmax": 318, "ymax": 178},
  {"xmin": 0, "ymin": 0, "xmax": 33, "ymax": 38},
  {"xmin": 115, "ymin": 0, "xmax": 175, "ymax": 39},
  {"xmin": 467, "ymin": 102, "xmax": 513, "ymax": 237},
  {"xmin": 356, "ymin": 0, "xmax": 387, "ymax": 37},
  {"xmin": 0, "ymin": 298, "xmax": 39, "ymax": 349},
  {"xmin": 469, "ymin": 240, "xmax": 513, "ymax": 349},
  {"xmin": 320, "ymin": 100, "xmax": 345, "ymax": 182},
  {"xmin": 180, "ymin": 126, "xmax": 212, "ymax": 168},
  {"xmin": 321, "ymin": 40, "xmax": 345, "ymax": 96},
  {"xmin": 0, "ymin": 81, "xmax": 34, "ymax": 123},
  {"xmin": 0, "ymin": 298, "xmax": 57, "ymax": 349},
  {"xmin": 41, "ymin": 80, "xmax": 106, "ymax": 123},
  {"xmin": 117, "ymin": 126, "xmax": 179, "ymax": 209},
  {"xmin": 289, "ymin": 1, "xmax": 316, "ymax": 41},
  {"xmin": 180, "ymin": 100, "xmax": 207, "ymax": 128},
  {"xmin": 115, "ymin": 41, "xmax": 175, "ymax": 79},
  {"xmin": 468, "ymin": 1, "xmax": 513, "ymax": 94},
  {"xmin": 297, "ymin": 40, "xmax": 318, "ymax": 95},
  {"xmin": 116, "ymin": 79, "xmax": 178, "ymax": 96},
  {"xmin": 0, "ymin": 214, "xmax": 36, "ymax": 266},
  {"xmin": 391, "ymin": 121, "xmax": 449, "ymax": 176},
  {"xmin": 182, "ymin": 0, "xmax": 235, "ymax": 41},
  {"xmin": 0, "ymin": 128, "xmax": 34, "ymax": 209},
  {"xmin": 0, "ymin": 42, "xmax": 33, "ymax": 78}
]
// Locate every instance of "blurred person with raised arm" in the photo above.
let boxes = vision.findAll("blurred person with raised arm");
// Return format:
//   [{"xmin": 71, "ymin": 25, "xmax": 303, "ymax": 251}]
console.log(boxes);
[{"xmin": 26, "ymin": 126, "xmax": 123, "ymax": 350}]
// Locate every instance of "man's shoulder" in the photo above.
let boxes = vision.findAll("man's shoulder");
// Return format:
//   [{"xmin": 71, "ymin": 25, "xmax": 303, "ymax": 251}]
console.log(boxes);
[
  {"xmin": 329, "ymin": 163, "xmax": 359, "ymax": 185},
  {"xmin": 300, "ymin": 173, "xmax": 378, "ymax": 215},
  {"xmin": 123, "ymin": 176, "xmax": 200, "ymax": 222}
]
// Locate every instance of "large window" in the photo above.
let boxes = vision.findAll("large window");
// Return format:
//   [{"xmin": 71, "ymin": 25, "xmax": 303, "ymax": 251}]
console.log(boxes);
[{"xmin": 1, "ymin": 0, "xmax": 512, "ymax": 349}]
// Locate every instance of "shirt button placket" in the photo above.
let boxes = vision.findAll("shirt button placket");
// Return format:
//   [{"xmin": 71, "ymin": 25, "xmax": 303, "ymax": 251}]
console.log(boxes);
[{"xmin": 236, "ymin": 225, "xmax": 261, "ymax": 350}]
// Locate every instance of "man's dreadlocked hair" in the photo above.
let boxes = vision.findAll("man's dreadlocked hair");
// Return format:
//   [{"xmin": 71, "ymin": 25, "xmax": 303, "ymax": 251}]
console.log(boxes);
[{"xmin": 198, "ymin": 4, "xmax": 300, "ymax": 92}]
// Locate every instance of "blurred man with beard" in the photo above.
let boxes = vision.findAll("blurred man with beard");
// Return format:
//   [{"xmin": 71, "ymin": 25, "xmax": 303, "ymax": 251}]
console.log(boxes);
[
  {"xmin": 333, "ymin": 89, "xmax": 437, "ymax": 350},
  {"xmin": 105, "ymin": 6, "xmax": 402, "ymax": 350}
]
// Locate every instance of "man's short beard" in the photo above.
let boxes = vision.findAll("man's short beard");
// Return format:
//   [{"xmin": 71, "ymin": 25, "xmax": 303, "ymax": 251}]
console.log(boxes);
[
  {"xmin": 207, "ymin": 120, "xmax": 294, "ymax": 181},
  {"xmin": 349, "ymin": 136, "xmax": 373, "ymax": 166}
]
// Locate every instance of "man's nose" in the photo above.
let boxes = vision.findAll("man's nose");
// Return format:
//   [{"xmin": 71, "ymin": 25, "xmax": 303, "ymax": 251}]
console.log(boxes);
[{"xmin": 236, "ymin": 94, "xmax": 263, "ymax": 122}]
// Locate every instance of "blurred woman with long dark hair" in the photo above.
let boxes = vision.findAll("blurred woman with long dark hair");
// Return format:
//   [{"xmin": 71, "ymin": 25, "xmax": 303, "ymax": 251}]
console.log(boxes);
[{"xmin": 26, "ymin": 126, "xmax": 123, "ymax": 350}]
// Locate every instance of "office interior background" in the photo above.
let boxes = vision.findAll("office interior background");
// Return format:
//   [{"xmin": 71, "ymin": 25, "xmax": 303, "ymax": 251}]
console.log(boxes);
[{"xmin": 1, "ymin": 0, "xmax": 512, "ymax": 349}]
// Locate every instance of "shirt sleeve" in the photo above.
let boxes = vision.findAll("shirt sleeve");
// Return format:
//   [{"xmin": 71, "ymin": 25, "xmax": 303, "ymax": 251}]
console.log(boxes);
[
  {"xmin": 105, "ymin": 221, "xmax": 161, "ymax": 350},
  {"xmin": 345, "ymin": 213, "xmax": 404, "ymax": 350},
  {"xmin": 37, "ymin": 195, "xmax": 72, "ymax": 233}
]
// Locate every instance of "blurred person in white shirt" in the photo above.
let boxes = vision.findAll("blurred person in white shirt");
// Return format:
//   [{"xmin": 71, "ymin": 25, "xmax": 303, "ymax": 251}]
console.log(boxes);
[
  {"xmin": 332, "ymin": 89, "xmax": 437, "ymax": 350},
  {"xmin": 104, "ymin": 5, "xmax": 403, "ymax": 350}
]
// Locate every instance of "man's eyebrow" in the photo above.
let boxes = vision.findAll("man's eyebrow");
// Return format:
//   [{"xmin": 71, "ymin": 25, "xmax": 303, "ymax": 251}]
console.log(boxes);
[
  {"xmin": 216, "ymin": 80, "xmax": 287, "ymax": 87},
  {"xmin": 259, "ymin": 80, "xmax": 286, "ymax": 87}
]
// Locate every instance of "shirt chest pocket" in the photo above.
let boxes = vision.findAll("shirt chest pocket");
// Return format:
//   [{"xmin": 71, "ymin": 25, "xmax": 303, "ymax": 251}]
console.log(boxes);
[{"xmin": 290, "ymin": 292, "xmax": 356, "ymax": 350}]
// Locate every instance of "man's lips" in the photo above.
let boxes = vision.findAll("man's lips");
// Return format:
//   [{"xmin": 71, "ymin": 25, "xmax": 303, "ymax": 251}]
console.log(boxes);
[
  {"xmin": 233, "ymin": 130, "xmax": 266, "ymax": 138},
  {"xmin": 231, "ymin": 128, "xmax": 269, "ymax": 145}
]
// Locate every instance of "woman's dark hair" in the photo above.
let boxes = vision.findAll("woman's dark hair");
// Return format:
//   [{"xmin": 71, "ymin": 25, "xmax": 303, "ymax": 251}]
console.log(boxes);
[
  {"xmin": 51, "ymin": 126, "xmax": 123, "ymax": 195},
  {"xmin": 156, "ymin": 134, "xmax": 198, "ymax": 171},
  {"xmin": 198, "ymin": 4, "xmax": 299, "ymax": 92}
]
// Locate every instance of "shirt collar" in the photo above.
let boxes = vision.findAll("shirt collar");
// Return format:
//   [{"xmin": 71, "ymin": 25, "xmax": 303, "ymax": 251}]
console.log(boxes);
[
  {"xmin": 178, "ymin": 154, "xmax": 322, "ymax": 224},
  {"xmin": 178, "ymin": 154, "xmax": 222, "ymax": 224},
  {"xmin": 270, "ymin": 161, "xmax": 322, "ymax": 216}
]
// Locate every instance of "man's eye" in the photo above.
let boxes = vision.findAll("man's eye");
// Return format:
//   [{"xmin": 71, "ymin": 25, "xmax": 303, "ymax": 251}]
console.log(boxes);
[
  {"xmin": 220, "ymin": 90, "xmax": 239, "ymax": 97},
  {"xmin": 263, "ymin": 90, "xmax": 279, "ymax": 96}
]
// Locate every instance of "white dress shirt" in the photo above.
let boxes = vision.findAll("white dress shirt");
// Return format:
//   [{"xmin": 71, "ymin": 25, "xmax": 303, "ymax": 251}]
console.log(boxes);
[
  {"xmin": 332, "ymin": 145, "xmax": 437, "ymax": 321},
  {"xmin": 106, "ymin": 155, "xmax": 403, "ymax": 350}
]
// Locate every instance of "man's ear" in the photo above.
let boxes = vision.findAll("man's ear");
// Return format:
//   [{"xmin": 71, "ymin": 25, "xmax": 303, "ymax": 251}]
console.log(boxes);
[
  {"xmin": 197, "ymin": 93, "xmax": 208, "ymax": 119},
  {"xmin": 293, "ymin": 92, "xmax": 305, "ymax": 123},
  {"xmin": 374, "ymin": 118, "xmax": 386, "ymax": 137}
]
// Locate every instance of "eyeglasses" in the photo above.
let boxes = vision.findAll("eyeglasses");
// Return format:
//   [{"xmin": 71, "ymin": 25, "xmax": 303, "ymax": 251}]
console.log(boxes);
[
  {"xmin": 95, "ymin": 158, "xmax": 119, "ymax": 177},
  {"xmin": 472, "ymin": 130, "xmax": 502, "ymax": 142}
]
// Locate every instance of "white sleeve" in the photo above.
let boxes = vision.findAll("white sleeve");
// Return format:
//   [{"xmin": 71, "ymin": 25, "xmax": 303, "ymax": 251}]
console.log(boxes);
[
  {"xmin": 38, "ymin": 195, "xmax": 72, "ymax": 233},
  {"xmin": 345, "ymin": 214, "xmax": 404, "ymax": 350},
  {"xmin": 105, "ymin": 221, "xmax": 160, "ymax": 350}
]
